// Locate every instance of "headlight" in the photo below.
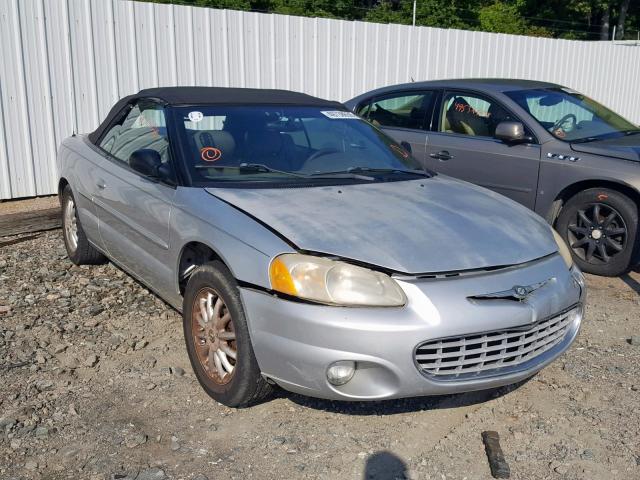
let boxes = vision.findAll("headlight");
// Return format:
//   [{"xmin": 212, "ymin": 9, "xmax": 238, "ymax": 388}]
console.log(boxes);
[
  {"xmin": 269, "ymin": 253, "xmax": 407, "ymax": 307},
  {"xmin": 552, "ymin": 228, "xmax": 574, "ymax": 269}
]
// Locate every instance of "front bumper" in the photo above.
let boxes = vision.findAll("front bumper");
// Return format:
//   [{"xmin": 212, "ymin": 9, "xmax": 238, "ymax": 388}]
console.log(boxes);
[{"xmin": 241, "ymin": 254, "xmax": 585, "ymax": 401}]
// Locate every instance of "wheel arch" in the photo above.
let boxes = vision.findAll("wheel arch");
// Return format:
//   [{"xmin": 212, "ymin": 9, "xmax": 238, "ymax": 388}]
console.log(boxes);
[
  {"xmin": 176, "ymin": 240, "xmax": 231, "ymax": 296},
  {"xmin": 58, "ymin": 177, "xmax": 69, "ymax": 199},
  {"xmin": 549, "ymin": 179, "xmax": 640, "ymax": 226}
]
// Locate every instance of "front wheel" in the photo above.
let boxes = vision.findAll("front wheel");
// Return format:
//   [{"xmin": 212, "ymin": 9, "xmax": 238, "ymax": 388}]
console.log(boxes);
[
  {"xmin": 61, "ymin": 185, "xmax": 107, "ymax": 265},
  {"xmin": 183, "ymin": 262, "xmax": 272, "ymax": 407},
  {"xmin": 556, "ymin": 188, "xmax": 638, "ymax": 276}
]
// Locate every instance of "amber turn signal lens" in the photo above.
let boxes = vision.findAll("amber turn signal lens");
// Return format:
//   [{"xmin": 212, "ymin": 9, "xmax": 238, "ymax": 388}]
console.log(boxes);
[{"xmin": 269, "ymin": 257, "xmax": 297, "ymax": 296}]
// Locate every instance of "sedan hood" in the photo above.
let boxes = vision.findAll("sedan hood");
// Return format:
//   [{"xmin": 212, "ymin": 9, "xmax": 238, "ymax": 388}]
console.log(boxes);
[
  {"xmin": 571, "ymin": 134, "xmax": 640, "ymax": 162},
  {"xmin": 206, "ymin": 176, "xmax": 557, "ymax": 274}
]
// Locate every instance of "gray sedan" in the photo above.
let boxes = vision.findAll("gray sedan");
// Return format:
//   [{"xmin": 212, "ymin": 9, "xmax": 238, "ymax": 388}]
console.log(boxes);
[
  {"xmin": 58, "ymin": 87, "xmax": 585, "ymax": 407},
  {"xmin": 346, "ymin": 79, "xmax": 640, "ymax": 277}
]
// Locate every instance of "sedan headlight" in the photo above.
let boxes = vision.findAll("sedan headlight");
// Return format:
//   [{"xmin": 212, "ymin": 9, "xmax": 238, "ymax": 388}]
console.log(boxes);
[
  {"xmin": 269, "ymin": 253, "xmax": 407, "ymax": 307},
  {"xmin": 552, "ymin": 228, "xmax": 574, "ymax": 269}
]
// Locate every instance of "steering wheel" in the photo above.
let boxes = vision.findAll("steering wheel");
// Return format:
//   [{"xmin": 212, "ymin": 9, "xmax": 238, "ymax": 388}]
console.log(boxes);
[
  {"xmin": 551, "ymin": 113, "xmax": 577, "ymax": 134},
  {"xmin": 306, "ymin": 148, "xmax": 340, "ymax": 163}
]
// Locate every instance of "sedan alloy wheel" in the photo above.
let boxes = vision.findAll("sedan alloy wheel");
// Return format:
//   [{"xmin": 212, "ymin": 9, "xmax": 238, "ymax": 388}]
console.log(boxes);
[{"xmin": 191, "ymin": 288, "xmax": 237, "ymax": 385}]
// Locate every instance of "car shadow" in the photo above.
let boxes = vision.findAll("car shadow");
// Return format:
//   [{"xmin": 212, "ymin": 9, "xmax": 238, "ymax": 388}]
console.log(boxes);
[
  {"xmin": 363, "ymin": 451, "xmax": 408, "ymax": 480},
  {"xmin": 621, "ymin": 271, "xmax": 640, "ymax": 295},
  {"xmin": 278, "ymin": 377, "xmax": 532, "ymax": 416}
]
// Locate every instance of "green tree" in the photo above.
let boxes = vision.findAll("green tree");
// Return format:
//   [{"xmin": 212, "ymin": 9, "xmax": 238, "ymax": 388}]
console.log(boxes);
[
  {"xmin": 138, "ymin": 0, "xmax": 639, "ymax": 40},
  {"xmin": 366, "ymin": 0, "xmax": 471, "ymax": 28},
  {"xmin": 478, "ymin": 2, "xmax": 527, "ymax": 34}
]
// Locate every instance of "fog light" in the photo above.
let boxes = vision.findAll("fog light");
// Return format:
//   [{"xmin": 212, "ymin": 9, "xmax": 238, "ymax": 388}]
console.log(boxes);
[{"xmin": 326, "ymin": 361, "xmax": 356, "ymax": 386}]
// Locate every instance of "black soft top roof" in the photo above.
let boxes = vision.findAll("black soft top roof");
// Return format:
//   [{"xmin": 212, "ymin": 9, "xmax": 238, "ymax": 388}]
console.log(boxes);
[{"xmin": 88, "ymin": 86, "xmax": 344, "ymax": 144}]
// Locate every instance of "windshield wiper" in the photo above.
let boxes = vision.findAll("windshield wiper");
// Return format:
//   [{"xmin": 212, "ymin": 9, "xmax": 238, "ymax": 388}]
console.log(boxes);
[
  {"xmin": 198, "ymin": 163, "xmax": 375, "ymax": 181},
  {"xmin": 195, "ymin": 162, "xmax": 307, "ymax": 178},
  {"xmin": 307, "ymin": 171, "xmax": 375, "ymax": 181},
  {"xmin": 573, "ymin": 129, "xmax": 640, "ymax": 144},
  {"xmin": 308, "ymin": 167, "xmax": 431, "ymax": 179},
  {"xmin": 241, "ymin": 164, "xmax": 378, "ymax": 181},
  {"xmin": 572, "ymin": 136, "xmax": 601, "ymax": 144},
  {"xmin": 345, "ymin": 166, "xmax": 431, "ymax": 177},
  {"xmin": 238, "ymin": 163, "xmax": 309, "ymax": 177}
]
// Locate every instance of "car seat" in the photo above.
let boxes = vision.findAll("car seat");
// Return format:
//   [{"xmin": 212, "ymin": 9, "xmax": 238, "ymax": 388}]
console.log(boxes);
[
  {"xmin": 445, "ymin": 97, "xmax": 489, "ymax": 137},
  {"xmin": 194, "ymin": 130, "xmax": 237, "ymax": 167},
  {"xmin": 244, "ymin": 128, "xmax": 294, "ymax": 171}
]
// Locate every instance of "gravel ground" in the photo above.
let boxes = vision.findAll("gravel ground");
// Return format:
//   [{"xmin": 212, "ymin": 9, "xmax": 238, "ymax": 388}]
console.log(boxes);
[{"xmin": 1, "ymin": 230, "xmax": 639, "ymax": 480}]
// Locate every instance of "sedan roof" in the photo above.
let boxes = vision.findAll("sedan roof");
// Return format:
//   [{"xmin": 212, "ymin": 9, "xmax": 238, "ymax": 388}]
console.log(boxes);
[{"xmin": 355, "ymin": 78, "xmax": 561, "ymax": 96}]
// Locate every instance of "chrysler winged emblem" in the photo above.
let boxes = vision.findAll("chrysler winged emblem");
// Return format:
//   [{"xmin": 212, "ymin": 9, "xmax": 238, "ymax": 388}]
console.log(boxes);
[{"xmin": 468, "ymin": 278, "xmax": 553, "ymax": 302}]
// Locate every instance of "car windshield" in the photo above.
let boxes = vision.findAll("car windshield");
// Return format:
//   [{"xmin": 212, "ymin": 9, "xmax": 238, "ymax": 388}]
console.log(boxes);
[
  {"xmin": 505, "ymin": 87, "xmax": 638, "ymax": 142},
  {"xmin": 172, "ymin": 105, "xmax": 426, "ymax": 187}
]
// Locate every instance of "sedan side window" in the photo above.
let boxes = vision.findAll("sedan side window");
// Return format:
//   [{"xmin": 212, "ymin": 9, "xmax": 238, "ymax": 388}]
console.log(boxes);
[
  {"xmin": 99, "ymin": 102, "xmax": 171, "ymax": 166},
  {"xmin": 439, "ymin": 92, "xmax": 515, "ymax": 138},
  {"xmin": 365, "ymin": 92, "xmax": 433, "ymax": 131}
]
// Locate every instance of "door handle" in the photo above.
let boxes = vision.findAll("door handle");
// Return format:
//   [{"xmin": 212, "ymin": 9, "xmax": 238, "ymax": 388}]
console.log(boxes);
[
  {"xmin": 96, "ymin": 180, "xmax": 106, "ymax": 190},
  {"xmin": 429, "ymin": 151, "xmax": 453, "ymax": 161}
]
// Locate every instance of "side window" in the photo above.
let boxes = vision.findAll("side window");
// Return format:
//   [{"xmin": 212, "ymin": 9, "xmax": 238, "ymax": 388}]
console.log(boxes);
[
  {"xmin": 440, "ymin": 92, "xmax": 515, "ymax": 138},
  {"xmin": 367, "ymin": 92, "xmax": 433, "ymax": 130},
  {"xmin": 356, "ymin": 101, "xmax": 372, "ymax": 119},
  {"xmin": 99, "ymin": 101, "xmax": 170, "ymax": 165}
]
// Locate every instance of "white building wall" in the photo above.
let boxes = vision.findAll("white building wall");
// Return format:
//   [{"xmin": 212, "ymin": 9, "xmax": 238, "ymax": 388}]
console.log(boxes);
[{"xmin": 1, "ymin": 0, "xmax": 639, "ymax": 199}]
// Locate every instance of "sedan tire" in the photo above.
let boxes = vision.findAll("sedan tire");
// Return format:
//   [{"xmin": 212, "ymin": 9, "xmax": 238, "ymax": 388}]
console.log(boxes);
[
  {"xmin": 183, "ymin": 261, "xmax": 272, "ymax": 407},
  {"xmin": 556, "ymin": 188, "xmax": 638, "ymax": 276},
  {"xmin": 61, "ymin": 185, "xmax": 107, "ymax": 265}
]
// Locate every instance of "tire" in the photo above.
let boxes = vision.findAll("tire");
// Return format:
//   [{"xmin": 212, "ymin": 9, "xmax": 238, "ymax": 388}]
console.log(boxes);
[
  {"xmin": 183, "ymin": 261, "xmax": 272, "ymax": 407},
  {"xmin": 556, "ymin": 188, "xmax": 638, "ymax": 276},
  {"xmin": 61, "ymin": 185, "xmax": 107, "ymax": 265}
]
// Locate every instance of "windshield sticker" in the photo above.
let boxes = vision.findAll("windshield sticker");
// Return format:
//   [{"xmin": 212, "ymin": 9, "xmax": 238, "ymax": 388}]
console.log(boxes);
[
  {"xmin": 188, "ymin": 111, "xmax": 204, "ymax": 123},
  {"xmin": 201, "ymin": 147, "xmax": 222, "ymax": 162},
  {"xmin": 321, "ymin": 111, "xmax": 360, "ymax": 120}
]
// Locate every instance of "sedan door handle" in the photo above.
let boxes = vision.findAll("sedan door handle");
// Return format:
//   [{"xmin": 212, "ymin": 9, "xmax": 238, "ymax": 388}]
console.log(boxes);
[
  {"xmin": 96, "ymin": 181, "xmax": 106, "ymax": 190},
  {"xmin": 430, "ymin": 151, "xmax": 453, "ymax": 161}
]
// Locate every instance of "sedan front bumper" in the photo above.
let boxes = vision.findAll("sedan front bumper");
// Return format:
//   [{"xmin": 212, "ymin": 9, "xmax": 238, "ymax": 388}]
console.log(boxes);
[{"xmin": 241, "ymin": 254, "xmax": 584, "ymax": 401}]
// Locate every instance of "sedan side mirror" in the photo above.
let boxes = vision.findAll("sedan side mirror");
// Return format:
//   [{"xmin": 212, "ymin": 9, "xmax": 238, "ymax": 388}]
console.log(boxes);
[
  {"xmin": 494, "ymin": 121, "xmax": 531, "ymax": 144},
  {"xmin": 129, "ymin": 149, "xmax": 162, "ymax": 178}
]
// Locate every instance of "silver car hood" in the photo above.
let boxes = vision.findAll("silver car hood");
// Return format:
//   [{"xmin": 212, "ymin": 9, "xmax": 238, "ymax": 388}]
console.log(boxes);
[{"xmin": 206, "ymin": 176, "xmax": 557, "ymax": 274}]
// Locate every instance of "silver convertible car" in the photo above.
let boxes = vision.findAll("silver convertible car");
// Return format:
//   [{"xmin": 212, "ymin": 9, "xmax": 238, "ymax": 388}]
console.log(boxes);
[{"xmin": 58, "ymin": 87, "xmax": 585, "ymax": 407}]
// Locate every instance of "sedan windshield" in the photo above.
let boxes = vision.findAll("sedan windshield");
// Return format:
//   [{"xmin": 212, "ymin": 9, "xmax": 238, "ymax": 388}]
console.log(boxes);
[
  {"xmin": 505, "ymin": 88, "xmax": 638, "ymax": 142},
  {"xmin": 172, "ymin": 105, "xmax": 426, "ymax": 186}
]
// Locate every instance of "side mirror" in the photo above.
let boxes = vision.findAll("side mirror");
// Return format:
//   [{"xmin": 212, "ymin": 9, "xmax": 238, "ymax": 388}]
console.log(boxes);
[
  {"xmin": 495, "ymin": 121, "xmax": 531, "ymax": 144},
  {"xmin": 400, "ymin": 141, "xmax": 412, "ymax": 153},
  {"xmin": 129, "ymin": 149, "xmax": 162, "ymax": 178}
]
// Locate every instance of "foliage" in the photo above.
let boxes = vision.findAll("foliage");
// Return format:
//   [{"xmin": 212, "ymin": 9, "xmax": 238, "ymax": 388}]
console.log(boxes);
[{"xmin": 141, "ymin": 0, "xmax": 640, "ymax": 40}]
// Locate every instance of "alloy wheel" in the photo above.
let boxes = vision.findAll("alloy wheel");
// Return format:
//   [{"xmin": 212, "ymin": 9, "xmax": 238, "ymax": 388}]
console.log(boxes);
[
  {"xmin": 64, "ymin": 197, "xmax": 79, "ymax": 252},
  {"xmin": 191, "ymin": 288, "xmax": 237, "ymax": 385},
  {"xmin": 567, "ymin": 202, "xmax": 627, "ymax": 264}
]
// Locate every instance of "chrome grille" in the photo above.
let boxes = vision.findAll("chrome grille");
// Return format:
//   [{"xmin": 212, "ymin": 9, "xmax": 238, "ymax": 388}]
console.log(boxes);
[{"xmin": 415, "ymin": 307, "xmax": 579, "ymax": 379}]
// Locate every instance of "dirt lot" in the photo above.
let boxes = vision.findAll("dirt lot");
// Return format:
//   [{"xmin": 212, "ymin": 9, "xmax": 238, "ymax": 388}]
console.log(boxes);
[{"xmin": 1, "ymin": 228, "xmax": 639, "ymax": 480}]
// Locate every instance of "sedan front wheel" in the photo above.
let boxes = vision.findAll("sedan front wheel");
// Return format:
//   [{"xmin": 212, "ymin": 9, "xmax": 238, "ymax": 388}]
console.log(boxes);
[
  {"xmin": 556, "ymin": 188, "xmax": 638, "ymax": 276},
  {"xmin": 183, "ymin": 261, "xmax": 272, "ymax": 407}
]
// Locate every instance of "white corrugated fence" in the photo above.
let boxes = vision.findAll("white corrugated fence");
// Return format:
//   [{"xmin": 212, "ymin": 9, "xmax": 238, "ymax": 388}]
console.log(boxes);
[{"xmin": 1, "ymin": 0, "xmax": 639, "ymax": 199}]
